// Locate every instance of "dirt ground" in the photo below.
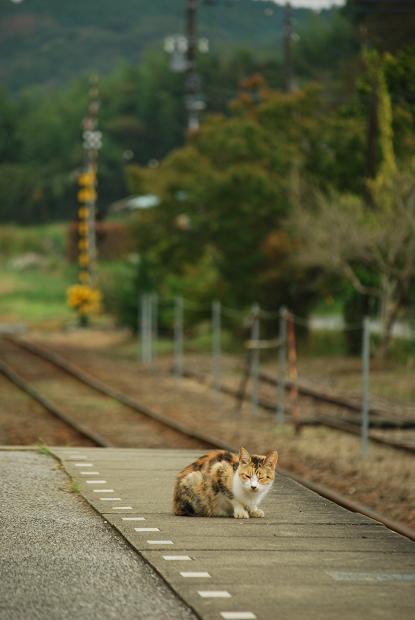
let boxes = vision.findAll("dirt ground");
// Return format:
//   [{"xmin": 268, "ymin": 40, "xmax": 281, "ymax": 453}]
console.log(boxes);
[{"xmin": 2, "ymin": 327, "xmax": 411, "ymax": 531}]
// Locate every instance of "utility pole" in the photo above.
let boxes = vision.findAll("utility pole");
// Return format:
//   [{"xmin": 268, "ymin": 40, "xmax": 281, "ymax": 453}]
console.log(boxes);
[
  {"xmin": 185, "ymin": 0, "xmax": 203, "ymax": 131},
  {"xmin": 78, "ymin": 75, "xmax": 102, "ymax": 287},
  {"xmin": 283, "ymin": 1, "xmax": 294, "ymax": 93}
]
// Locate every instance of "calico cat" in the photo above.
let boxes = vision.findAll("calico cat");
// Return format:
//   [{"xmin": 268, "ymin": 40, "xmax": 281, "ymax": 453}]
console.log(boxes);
[{"xmin": 173, "ymin": 447, "xmax": 278, "ymax": 518}]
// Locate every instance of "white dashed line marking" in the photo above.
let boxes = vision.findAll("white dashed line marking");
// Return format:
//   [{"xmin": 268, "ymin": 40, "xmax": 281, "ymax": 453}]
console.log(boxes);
[
  {"xmin": 134, "ymin": 528, "xmax": 159, "ymax": 532},
  {"xmin": 100, "ymin": 497, "xmax": 122, "ymax": 501},
  {"xmin": 198, "ymin": 591, "xmax": 231, "ymax": 598},
  {"xmin": 74, "ymin": 463, "xmax": 93, "ymax": 467},
  {"xmin": 162, "ymin": 555, "xmax": 191, "ymax": 561},
  {"xmin": 147, "ymin": 540, "xmax": 173, "ymax": 545},
  {"xmin": 86, "ymin": 480, "xmax": 107, "ymax": 484},
  {"xmin": 220, "ymin": 613, "xmax": 257, "ymax": 620},
  {"xmin": 180, "ymin": 572, "xmax": 211, "ymax": 578},
  {"xmin": 122, "ymin": 517, "xmax": 145, "ymax": 521},
  {"xmin": 79, "ymin": 472, "xmax": 100, "ymax": 475},
  {"xmin": 93, "ymin": 489, "xmax": 114, "ymax": 493},
  {"xmin": 112, "ymin": 506, "xmax": 132, "ymax": 510}
]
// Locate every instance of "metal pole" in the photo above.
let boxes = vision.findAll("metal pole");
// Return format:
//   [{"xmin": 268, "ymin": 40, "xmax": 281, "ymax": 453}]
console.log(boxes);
[
  {"xmin": 212, "ymin": 300, "xmax": 221, "ymax": 397},
  {"xmin": 283, "ymin": 2, "xmax": 294, "ymax": 93},
  {"xmin": 287, "ymin": 312, "xmax": 301, "ymax": 434},
  {"xmin": 140, "ymin": 295, "xmax": 147, "ymax": 365},
  {"xmin": 174, "ymin": 296, "xmax": 184, "ymax": 378},
  {"xmin": 152, "ymin": 293, "xmax": 158, "ymax": 369},
  {"xmin": 277, "ymin": 306, "xmax": 287, "ymax": 423},
  {"xmin": 361, "ymin": 316, "xmax": 370, "ymax": 456},
  {"xmin": 137, "ymin": 291, "xmax": 141, "ymax": 361},
  {"xmin": 250, "ymin": 304, "xmax": 260, "ymax": 416},
  {"xmin": 185, "ymin": 0, "xmax": 202, "ymax": 131},
  {"xmin": 146, "ymin": 294, "xmax": 153, "ymax": 366}
]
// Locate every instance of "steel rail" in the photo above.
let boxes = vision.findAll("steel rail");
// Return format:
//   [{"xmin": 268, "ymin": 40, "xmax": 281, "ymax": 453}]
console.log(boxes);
[
  {"xmin": 5, "ymin": 337, "xmax": 219, "ymax": 450},
  {"xmin": 0, "ymin": 358, "xmax": 112, "ymax": 447},
  {"xmin": 181, "ymin": 368, "xmax": 415, "ymax": 454},
  {"xmin": 258, "ymin": 369, "xmax": 415, "ymax": 428}
]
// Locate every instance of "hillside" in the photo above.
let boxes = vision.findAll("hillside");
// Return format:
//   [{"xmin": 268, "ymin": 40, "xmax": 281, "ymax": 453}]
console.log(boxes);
[{"xmin": 0, "ymin": 0, "xmax": 338, "ymax": 93}]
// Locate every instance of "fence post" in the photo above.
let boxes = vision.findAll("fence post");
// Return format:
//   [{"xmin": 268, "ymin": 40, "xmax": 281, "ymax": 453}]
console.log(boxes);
[
  {"xmin": 276, "ymin": 306, "xmax": 287, "ymax": 424},
  {"xmin": 361, "ymin": 316, "xmax": 370, "ymax": 456},
  {"xmin": 151, "ymin": 293, "xmax": 158, "ymax": 369},
  {"xmin": 146, "ymin": 294, "xmax": 153, "ymax": 366},
  {"xmin": 287, "ymin": 312, "xmax": 301, "ymax": 434},
  {"xmin": 174, "ymin": 295, "xmax": 184, "ymax": 378},
  {"xmin": 140, "ymin": 294, "xmax": 152, "ymax": 366},
  {"xmin": 250, "ymin": 304, "xmax": 260, "ymax": 416},
  {"xmin": 137, "ymin": 292, "xmax": 141, "ymax": 361},
  {"xmin": 140, "ymin": 294, "xmax": 147, "ymax": 364},
  {"xmin": 212, "ymin": 300, "xmax": 221, "ymax": 398}
]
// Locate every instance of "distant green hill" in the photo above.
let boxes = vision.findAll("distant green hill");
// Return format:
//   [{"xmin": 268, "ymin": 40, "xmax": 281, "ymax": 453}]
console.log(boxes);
[{"xmin": 0, "ymin": 0, "xmax": 338, "ymax": 93}]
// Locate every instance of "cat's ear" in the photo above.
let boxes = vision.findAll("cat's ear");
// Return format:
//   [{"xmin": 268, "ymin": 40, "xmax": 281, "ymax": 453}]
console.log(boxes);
[
  {"xmin": 239, "ymin": 447, "xmax": 250, "ymax": 465},
  {"xmin": 264, "ymin": 450, "xmax": 278, "ymax": 470}
]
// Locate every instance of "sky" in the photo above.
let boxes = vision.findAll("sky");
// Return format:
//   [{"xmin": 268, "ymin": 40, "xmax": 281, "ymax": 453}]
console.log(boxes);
[{"xmin": 271, "ymin": 0, "xmax": 345, "ymax": 10}]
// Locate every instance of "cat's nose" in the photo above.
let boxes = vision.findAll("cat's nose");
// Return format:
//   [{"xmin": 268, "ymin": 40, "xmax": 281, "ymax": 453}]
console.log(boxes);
[{"xmin": 251, "ymin": 485, "xmax": 258, "ymax": 491}]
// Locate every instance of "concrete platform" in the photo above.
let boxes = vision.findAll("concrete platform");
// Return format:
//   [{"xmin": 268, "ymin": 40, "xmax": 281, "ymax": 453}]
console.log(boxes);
[{"xmin": 54, "ymin": 447, "xmax": 415, "ymax": 620}]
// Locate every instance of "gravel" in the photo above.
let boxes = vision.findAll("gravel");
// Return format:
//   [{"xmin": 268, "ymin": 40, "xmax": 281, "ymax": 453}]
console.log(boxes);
[{"xmin": 0, "ymin": 450, "xmax": 198, "ymax": 620}]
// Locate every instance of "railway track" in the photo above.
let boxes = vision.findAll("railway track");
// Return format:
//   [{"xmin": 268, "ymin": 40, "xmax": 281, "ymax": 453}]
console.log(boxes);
[
  {"xmin": 0, "ymin": 337, "xmax": 213, "ymax": 451},
  {"xmin": 0, "ymin": 335, "xmax": 414, "ymax": 541},
  {"xmin": 180, "ymin": 367, "xmax": 415, "ymax": 455}
]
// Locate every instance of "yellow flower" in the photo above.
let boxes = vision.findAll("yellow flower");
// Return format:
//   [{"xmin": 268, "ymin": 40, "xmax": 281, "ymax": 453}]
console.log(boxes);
[{"xmin": 67, "ymin": 285, "xmax": 102, "ymax": 316}]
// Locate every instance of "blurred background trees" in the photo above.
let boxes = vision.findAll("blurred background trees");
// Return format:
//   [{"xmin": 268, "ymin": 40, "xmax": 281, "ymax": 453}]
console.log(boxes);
[{"xmin": 0, "ymin": 0, "xmax": 414, "ymax": 355}]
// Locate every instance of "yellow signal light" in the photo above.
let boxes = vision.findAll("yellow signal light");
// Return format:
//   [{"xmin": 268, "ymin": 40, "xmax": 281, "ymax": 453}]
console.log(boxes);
[
  {"xmin": 78, "ymin": 171, "xmax": 95, "ymax": 187},
  {"xmin": 78, "ymin": 188, "xmax": 97, "ymax": 203},
  {"xmin": 79, "ymin": 253, "xmax": 89, "ymax": 267},
  {"xmin": 78, "ymin": 222, "xmax": 88, "ymax": 235}
]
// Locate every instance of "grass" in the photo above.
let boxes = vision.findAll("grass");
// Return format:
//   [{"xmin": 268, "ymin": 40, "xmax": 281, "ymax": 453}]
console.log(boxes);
[
  {"xmin": 37, "ymin": 443, "xmax": 53, "ymax": 456},
  {"xmin": 70, "ymin": 481, "xmax": 81, "ymax": 494},
  {"xmin": 0, "ymin": 222, "xmax": 67, "ymax": 258},
  {"xmin": 0, "ymin": 221, "xmax": 128, "ymax": 328},
  {"xmin": 0, "ymin": 257, "xmax": 126, "ymax": 330},
  {"xmin": 0, "ymin": 261, "xmax": 76, "ymax": 326}
]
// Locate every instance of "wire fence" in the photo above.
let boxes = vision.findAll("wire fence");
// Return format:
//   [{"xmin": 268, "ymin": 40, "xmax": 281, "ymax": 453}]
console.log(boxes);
[{"xmin": 137, "ymin": 293, "xmax": 415, "ymax": 456}]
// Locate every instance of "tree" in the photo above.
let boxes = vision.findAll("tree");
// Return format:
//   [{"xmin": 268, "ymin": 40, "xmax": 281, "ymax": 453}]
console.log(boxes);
[
  {"xmin": 126, "ymin": 83, "xmax": 344, "ymax": 314},
  {"xmin": 287, "ymin": 164, "xmax": 415, "ymax": 357},
  {"xmin": 344, "ymin": 1, "xmax": 415, "ymax": 52}
]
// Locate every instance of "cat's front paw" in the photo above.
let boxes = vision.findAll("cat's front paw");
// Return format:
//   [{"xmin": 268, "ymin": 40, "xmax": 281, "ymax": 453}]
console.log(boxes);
[
  {"xmin": 233, "ymin": 506, "xmax": 250, "ymax": 519},
  {"xmin": 249, "ymin": 508, "xmax": 264, "ymax": 518}
]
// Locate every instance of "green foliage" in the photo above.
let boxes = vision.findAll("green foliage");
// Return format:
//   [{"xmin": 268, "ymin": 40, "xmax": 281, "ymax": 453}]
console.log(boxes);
[
  {"xmin": 364, "ymin": 50, "xmax": 396, "ymax": 179},
  {"xmin": 123, "ymin": 85, "xmax": 355, "ymax": 320}
]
